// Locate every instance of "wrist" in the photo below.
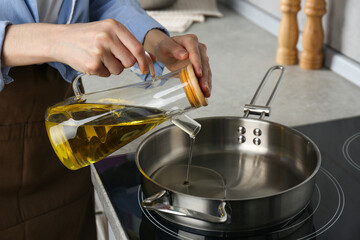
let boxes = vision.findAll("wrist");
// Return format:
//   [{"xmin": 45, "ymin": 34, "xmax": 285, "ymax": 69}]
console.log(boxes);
[
  {"xmin": 49, "ymin": 24, "xmax": 69, "ymax": 63},
  {"xmin": 143, "ymin": 28, "xmax": 169, "ymax": 56}
]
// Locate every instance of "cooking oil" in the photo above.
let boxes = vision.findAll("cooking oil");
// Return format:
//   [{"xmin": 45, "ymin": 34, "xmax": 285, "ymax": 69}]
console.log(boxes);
[
  {"xmin": 183, "ymin": 136, "xmax": 195, "ymax": 186},
  {"xmin": 151, "ymin": 164, "xmax": 226, "ymax": 198},
  {"xmin": 45, "ymin": 103, "xmax": 167, "ymax": 170}
]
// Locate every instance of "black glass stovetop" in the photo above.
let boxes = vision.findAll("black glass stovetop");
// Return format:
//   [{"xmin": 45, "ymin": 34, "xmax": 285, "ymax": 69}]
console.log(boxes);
[{"xmin": 95, "ymin": 116, "xmax": 360, "ymax": 240}]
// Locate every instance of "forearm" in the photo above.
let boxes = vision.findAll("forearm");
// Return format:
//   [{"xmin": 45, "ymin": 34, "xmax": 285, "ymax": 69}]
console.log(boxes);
[{"xmin": 1, "ymin": 23, "xmax": 63, "ymax": 67}]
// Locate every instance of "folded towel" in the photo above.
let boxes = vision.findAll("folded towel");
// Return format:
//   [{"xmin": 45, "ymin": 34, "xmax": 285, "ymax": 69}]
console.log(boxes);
[{"xmin": 147, "ymin": 0, "xmax": 223, "ymax": 33}]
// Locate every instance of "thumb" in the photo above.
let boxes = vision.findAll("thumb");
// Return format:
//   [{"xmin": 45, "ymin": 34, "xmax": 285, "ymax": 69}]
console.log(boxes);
[{"xmin": 167, "ymin": 39, "xmax": 189, "ymax": 60}]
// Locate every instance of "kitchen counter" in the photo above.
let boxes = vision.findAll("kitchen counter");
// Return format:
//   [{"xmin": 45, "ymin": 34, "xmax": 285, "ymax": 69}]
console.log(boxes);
[{"xmin": 87, "ymin": 3, "xmax": 360, "ymax": 239}]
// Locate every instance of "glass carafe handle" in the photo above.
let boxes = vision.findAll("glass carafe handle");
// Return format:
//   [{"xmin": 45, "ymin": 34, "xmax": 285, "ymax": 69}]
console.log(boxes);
[
  {"xmin": 72, "ymin": 51, "xmax": 156, "ymax": 99},
  {"xmin": 72, "ymin": 74, "xmax": 84, "ymax": 99},
  {"xmin": 145, "ymin": 51, "xmax": 156, "ymax": 80}
]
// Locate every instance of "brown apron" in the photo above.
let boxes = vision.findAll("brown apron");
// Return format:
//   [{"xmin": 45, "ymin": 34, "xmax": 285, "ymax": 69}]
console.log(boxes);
[{"xmin": 0, "ymin": 65, "xmax": 96, "ymax": 239}]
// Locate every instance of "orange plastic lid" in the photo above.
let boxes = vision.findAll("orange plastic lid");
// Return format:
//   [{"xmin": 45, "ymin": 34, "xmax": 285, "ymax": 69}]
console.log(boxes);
[{"xmin": 179, "ymin": 64, "xmax": 208, "ymax": 108}]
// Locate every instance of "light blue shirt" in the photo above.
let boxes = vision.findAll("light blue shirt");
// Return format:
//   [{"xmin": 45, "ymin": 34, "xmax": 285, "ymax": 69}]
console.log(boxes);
[{"xmin": 0, "ymin": 0, "xmax": 168, "ymax": 91}]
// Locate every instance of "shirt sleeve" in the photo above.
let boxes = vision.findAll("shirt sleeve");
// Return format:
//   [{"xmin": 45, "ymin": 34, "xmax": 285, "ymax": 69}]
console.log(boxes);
[
  {"xmin": 0, "ymin": 21, "xmax": 12, "ymax": 91},
  {"xmin": 89, "ymin": 0, "xmax": 170, "ymax": 80}
]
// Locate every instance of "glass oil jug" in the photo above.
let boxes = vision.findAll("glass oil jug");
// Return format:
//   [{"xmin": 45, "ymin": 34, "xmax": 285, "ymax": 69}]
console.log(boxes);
[{"xmin": 45, "ymin": 63, "xmax": 208, "ymax": 170}]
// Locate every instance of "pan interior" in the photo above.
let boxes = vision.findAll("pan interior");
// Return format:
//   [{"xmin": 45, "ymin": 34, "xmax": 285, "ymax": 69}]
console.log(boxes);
[
  {"xmin": 150, "ymin": 151, "xmax": 305, "ymax": 200},
  {"xmin": 150, "ymin": 164, "xmax": 226, "ymax": 198}
]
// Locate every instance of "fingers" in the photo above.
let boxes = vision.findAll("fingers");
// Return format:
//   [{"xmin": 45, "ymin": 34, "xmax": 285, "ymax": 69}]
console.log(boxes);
[
  {"xmin": 101, "ymin": 50, "xmax": 125, "ymax": 76},
  {"xmin": 198, "ymin": 43, "xmax": 212, "ymax": 97},
  {"xmin": 82, "ymin": 19, "xmax": 150, "ymax": 76},
  {"xmin": 173, "ymin": 34, "xmax": 202, "ymax": 77},
  {"xmin": 164, "ymin": 37, "xmax": 189, "ymax": 61},
  {"xmin": 98, "ymin": 32, "xmax": 135, "ymax": 75},
  {"xmin": 82, "ymin": 58, "xmax": 110, "ymax": 77},
  {"xmin": 111, "ymin": 20, "xmax": 149, "ymax": 74},
  {"xmin": 164, "ymin": 34, "xmax": 212, "ymax": 97}
]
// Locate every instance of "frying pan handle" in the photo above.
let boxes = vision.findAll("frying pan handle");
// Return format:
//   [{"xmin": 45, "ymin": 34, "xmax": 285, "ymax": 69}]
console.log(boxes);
[
  {"xmin": 243, "ymin": 65, "xmax": 285, "ymax": 120},
  {"xmin": 142, "ymin": 190, "xmax": 228, "ymax": 223}
]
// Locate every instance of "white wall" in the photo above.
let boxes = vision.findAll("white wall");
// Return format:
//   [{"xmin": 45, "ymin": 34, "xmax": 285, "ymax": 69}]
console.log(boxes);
[{"xmin": 240, "ymin": 0, "xmax": 360, "ymax": 64}]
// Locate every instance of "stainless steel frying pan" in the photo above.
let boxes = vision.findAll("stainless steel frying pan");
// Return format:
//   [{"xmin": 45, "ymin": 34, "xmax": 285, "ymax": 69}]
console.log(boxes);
[{"xmin": 136, "ymin": 66, "xmax": 321, "ymax": 233}]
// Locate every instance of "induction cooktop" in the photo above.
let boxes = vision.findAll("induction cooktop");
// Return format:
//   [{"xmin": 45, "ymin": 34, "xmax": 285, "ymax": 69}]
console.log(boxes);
[{"xmin": 94, "ymin": 116, "xmax": 360, "ymax": 240}]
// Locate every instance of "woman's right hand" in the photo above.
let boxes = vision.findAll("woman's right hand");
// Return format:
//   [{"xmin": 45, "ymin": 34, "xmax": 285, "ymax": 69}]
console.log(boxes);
[
  {"xmin": 2, "ymin": 19, "xmax": 150, "ymax": 77},
  {"xmin": 53, "ymin": 19, "xmax": 150, "ymax": 77}
]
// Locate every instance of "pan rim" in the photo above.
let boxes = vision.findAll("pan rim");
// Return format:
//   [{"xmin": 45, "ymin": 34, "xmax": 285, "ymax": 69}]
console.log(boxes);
[{"xmin": 136, "ymin": 116, "xmax": 322, "ymax": 201}]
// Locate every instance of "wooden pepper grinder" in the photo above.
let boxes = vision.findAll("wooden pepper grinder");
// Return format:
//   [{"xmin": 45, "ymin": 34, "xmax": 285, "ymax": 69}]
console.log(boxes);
[
  {"xmin": 276, "ymin": 0, "xmax": 301, "ymax": 65},
  {"xmin": 300, "ymin": 0, "xmax": 327, "ymax": 69}
]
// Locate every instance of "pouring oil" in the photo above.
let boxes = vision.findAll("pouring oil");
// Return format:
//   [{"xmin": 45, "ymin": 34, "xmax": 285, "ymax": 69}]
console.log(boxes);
[
  {"xmin": 45, "ymin": 103, "xmax": 167, "ymax": 170},
  {"xmin": 183, "ymin": 136, "xmax": 195, "ymax": 186}
]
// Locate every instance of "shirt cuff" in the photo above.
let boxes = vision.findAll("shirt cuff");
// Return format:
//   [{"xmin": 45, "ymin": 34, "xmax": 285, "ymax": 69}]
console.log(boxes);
[
  {"xmin": 124, "ymin": 13, "xmax": 169, "ymax": 46},
  {"xmin": 0, "ymin": 21, "xmax": 12, "ymax": 91},
  {"xmin": 124, "ymin": 16, "xmax": 169, "ymax": 81}
]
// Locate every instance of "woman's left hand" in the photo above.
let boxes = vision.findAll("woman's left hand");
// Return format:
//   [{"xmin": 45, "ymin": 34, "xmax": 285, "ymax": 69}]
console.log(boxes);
[{"xmin": 144, "ymin": 30, "xmax": 212, "ymax": 97}]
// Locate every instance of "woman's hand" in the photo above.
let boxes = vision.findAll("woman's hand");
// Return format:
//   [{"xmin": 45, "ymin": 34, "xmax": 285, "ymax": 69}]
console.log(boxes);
[
  {"xmin": 144, "ymin": 30, "xmax": 212, "ymax": 97},
  {"xmin": 53, "ymin": 19, "xmax": 149, "ymax": 77},
  {"xmin": 2, "ymin": 19, "xmax": 150, "ymax": 77}
]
